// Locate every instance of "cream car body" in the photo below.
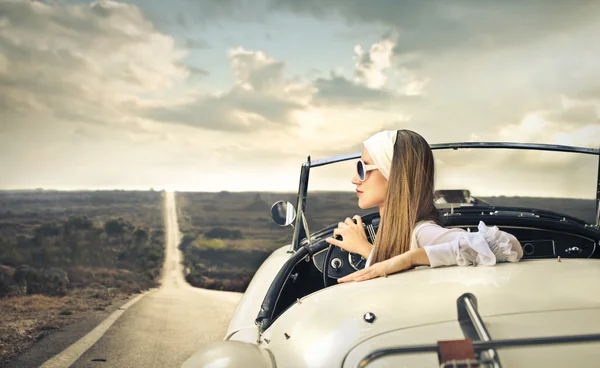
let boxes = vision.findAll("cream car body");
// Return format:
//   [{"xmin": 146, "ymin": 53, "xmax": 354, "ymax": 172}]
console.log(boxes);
[{"xmin": 183, "ymin": 142, "xmax": 600, "ymax": 368}]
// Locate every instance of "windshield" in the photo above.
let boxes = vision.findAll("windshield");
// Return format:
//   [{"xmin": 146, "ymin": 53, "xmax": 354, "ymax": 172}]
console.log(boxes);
[{"xmin": 304, "ymin": 148, "xmax": 598, "ymax": 230}]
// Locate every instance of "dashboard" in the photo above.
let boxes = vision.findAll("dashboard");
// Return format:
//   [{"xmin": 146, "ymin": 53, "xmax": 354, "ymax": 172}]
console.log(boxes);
[{"xmin": 310, "ymin": 215, "xmax": 599, "ymax": 280}]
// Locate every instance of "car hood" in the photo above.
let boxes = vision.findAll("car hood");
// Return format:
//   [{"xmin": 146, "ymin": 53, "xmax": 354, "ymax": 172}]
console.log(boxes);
[
  {"xmin": 261, "ymin": 259, "xmax": 600, "ymax": 368},
  {"xmin": 343, "ymin": 308, "xmax": 600, "ymax": 367}
]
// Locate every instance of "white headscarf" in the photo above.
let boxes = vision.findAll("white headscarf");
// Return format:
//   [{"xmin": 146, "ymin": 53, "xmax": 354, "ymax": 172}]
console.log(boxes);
[{"xmin": 362, "ymin": 130, "xmax": 398, "ymax": 180}]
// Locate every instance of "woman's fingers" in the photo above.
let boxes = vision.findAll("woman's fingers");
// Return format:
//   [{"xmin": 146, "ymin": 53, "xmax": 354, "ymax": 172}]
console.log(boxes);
[
  {"xmin": 338, "ymin": 266, "xmax": 376, "ymax": 283},
  {"xmin": 337, "ymin": 264, "xmax": 390, "ymax": 283},
  {"xmin": 354, "ymin": 271, "xmax": 378, "ymax": 282},
  {"xmin": 355, "ymin": 266, "xmax": 386, "ymax": 281},
  {"xmin": 353, "ymin": 215, "xmax": 363, "ymax": 226},
  {"xmin": 344, "ymin": 217, "xmax": 355, "ymax": 226},
  {"xmin": 354, "ymin": 273, "xmax": 375, "ymax": 282},
  {"xmin": 337, "ymin": 269, "xmax": 364, "ymax": 283},
  {"xmin": 325, "ymin": 236, "xmax": 342, "ymax": 247}
]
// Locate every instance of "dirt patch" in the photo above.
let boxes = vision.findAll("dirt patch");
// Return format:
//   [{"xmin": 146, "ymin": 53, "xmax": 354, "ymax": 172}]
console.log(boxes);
[{"xmin": 0, "ymin": 287, "xmax": 139, "ymax": 366}]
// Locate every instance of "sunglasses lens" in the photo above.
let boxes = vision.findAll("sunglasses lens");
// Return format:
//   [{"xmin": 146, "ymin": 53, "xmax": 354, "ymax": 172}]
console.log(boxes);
[{"xmin": 357, "ymin": 161, "xmax": 365, "ymax": 181}]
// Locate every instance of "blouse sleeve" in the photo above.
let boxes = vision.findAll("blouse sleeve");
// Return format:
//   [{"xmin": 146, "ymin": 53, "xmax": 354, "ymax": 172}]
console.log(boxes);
[{"xmin": 418, "ymin": 221, "xmax": 523, "ymax": 268}]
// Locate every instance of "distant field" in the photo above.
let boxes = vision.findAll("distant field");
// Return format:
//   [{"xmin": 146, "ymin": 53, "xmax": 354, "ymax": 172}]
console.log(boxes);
[
  {"xmin": 0, "ymin": 190, "xmax": 165, "ymax": 293},
  {"xmin": 0, "ymin": 190, "xmax": 163, "ymax": 231}
]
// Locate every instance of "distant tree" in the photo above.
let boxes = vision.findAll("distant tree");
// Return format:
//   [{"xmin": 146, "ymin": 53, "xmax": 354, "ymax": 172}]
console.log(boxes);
[
  {"xmin": 133, "ymin": 228, "xmax": 149, "ymax": 244},
  {"xmin": 204, "ymin": 227, "xmax": 243, "ymax": 239},
  {"xmin": 152, "ymin": 229, "xmax": 164, "ymax": 236},
  {"xmin": 217, "ymin": 191, "xmax": 230, "ymax": 198},
  {"xmin": 104, "ymin": 217, "xmax": 131, "ymax": 237},
  {"xmin": 35, "ymin": 222, "xmax": 62, "ymax": 237},
  {"xmin": 179, "ymin": 233, "xmax": 197, "ymax": 251},
  {"xmin": 65, "ymin": 215, "xmax": 93, "ymax": 231}
]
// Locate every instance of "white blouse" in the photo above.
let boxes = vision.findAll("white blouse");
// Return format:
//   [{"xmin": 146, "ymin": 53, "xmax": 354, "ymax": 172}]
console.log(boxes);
[{"xmin": 364, "ymin": 221, "xmax": 523, "ymax": 268}]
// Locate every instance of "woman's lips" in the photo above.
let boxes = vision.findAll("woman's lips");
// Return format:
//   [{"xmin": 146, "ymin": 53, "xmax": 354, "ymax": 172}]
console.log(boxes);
[{"xmin": 356, "ymin": 189, "xmax": 363, "ymax": 196}]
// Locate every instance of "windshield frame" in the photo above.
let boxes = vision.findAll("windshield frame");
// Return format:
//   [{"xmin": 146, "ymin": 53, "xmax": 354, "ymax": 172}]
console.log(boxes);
[{"xmin": 291, "ymin": 142, "xmax": 600, "ymax": 251}]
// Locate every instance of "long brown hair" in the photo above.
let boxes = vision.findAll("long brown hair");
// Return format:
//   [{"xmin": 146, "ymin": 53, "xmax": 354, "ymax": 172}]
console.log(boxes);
[{"xmin": 370, "ymin": 130, "xmax": 439, "ymax": 264}]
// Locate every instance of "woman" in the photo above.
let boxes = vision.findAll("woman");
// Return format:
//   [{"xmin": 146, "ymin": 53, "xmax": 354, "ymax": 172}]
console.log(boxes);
[{"xmin": 325, "ymin": 130, "xmax": 523, "ymax": 283}]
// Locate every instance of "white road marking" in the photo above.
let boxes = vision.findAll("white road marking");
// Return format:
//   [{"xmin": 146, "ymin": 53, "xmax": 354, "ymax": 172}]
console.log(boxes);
[{"xmin": 40, "ymin": 291, "xmax": 151, "ymax": 368}]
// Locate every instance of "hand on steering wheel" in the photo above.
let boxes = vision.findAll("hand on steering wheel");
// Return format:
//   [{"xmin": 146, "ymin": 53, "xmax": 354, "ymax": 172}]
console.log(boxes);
[
  {"xmin": 325, "ymin": 215, "xmax": 371, "ymax": 258},
  {"xmin": 323, "ymin": 215, "xmax": 373, "ymax": 287}
]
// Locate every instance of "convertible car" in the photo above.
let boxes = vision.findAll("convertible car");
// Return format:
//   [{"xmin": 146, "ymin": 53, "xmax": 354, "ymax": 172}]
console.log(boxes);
[{"xmin": 183, "ymin": 142, "xmax": 600, "ymax": 368}]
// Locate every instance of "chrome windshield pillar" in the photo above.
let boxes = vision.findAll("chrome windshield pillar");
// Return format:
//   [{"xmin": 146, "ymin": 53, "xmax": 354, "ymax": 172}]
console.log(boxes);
[{"xmin": 291, "ymin": 157, "xmax": 311, "ymax": 252}]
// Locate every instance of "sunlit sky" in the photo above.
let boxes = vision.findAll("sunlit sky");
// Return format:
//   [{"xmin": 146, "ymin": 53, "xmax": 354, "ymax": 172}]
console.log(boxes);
[{"xmin": 1, "ymin": 0, "xmax": 599, "ymax": 198}]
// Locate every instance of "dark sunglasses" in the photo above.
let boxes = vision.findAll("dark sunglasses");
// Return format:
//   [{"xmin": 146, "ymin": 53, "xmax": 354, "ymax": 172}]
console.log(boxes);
[{"xmin": 357, "ymin": 159, "xmax": 378, "ymax": 182}]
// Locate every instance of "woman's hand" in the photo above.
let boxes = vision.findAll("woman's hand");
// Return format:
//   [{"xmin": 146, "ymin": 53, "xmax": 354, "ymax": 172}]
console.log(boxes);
[
  {"xmin": 325, "ymin": 215, "xmax": 371, "ymax": 258},
  {"xmin": 337, "ymin": 249, "xmax": 429, "ymax": 283}
]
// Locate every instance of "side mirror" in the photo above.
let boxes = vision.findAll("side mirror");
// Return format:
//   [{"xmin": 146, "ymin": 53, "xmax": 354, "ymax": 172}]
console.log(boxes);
[{"xmin": 270, "ymin": 201, "xmax": 296, "ymax": 226}]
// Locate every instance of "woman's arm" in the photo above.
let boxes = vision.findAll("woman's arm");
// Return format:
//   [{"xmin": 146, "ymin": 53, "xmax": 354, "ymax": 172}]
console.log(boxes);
[
  {"xmin": 338, "ymin": 221, "xmax": 523, "ymax": 283},
  {"xmin": 417, "ymin": 222, "xmax": 523, "ymax": 267}
]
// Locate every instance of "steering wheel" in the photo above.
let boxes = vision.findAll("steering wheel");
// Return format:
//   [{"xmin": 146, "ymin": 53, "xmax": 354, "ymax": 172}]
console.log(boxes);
[{"xmin": 322, "ymin": 214, "xmax": 378, "ymax": 287}]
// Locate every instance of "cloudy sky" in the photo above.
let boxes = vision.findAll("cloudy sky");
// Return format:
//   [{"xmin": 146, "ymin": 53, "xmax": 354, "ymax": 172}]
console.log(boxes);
[{"xmin": 1, "ymin": 0, "xmax": 599, "ymax": 198}]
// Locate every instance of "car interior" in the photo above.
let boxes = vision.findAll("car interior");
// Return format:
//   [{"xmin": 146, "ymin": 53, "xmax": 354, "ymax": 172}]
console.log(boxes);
[{"xmin": 255, "ymin": 204, "xmax": 600, "ymax": 332}]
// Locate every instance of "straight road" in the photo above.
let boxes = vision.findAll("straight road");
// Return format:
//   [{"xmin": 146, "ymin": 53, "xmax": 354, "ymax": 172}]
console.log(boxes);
[{"xmin": 39, "ymin": 191, "xmax": 242, "ymax": 368}]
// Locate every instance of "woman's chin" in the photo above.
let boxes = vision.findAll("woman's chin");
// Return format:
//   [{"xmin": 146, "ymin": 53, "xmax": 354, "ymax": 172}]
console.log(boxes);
[
  {"xmin": 358, "ymin": 196, "xmax": 382, "ymax": 210},
  {"xmin": 357, "ymin": 197, "xmax": 371, "ymax": 209}
]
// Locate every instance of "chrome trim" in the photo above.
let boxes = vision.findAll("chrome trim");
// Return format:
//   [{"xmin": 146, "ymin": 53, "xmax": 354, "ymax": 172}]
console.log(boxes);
[
  {"xmin": 366, "ymin": 224, "xmax": 377, "ymax": 243},
  {"xmin": 596, "ymin": 154, "xmax": 600, "ymax": 222},
  {"xmin": 432, "ymin": 142, "xmax": 599, "ymax": 155},
  {"xmin": 301, "ymin": 211, "xmax": 312, "ymax": 248},
  {"xmin": 310, "ymin": 153, "xmax": 361, "ymax": 167},
  {"xmin": 354, "ymin": 333, "xmax": 600, "ymax": 368},
  {"xmin": 291, "ymin": 160, "xmax": 310, "ymax": 252},
  {"xmin": 566, "ymin": 246, "xmax": 583, "ymax": 255},
  {"xmin": 596, "ymin": 199, "xmax": 600, "ymax": 229},
  {"xmin": 458, "ymin": 294, "xmax": 501, "ymax": 368},
  {"xmin": 309, "ymin": 143, "xmax": 600, "ymax": 168}
]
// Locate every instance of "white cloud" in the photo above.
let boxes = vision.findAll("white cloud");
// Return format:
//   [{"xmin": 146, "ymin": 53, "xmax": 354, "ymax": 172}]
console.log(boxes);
[
  {"xmin": 145, "ymin": 47, "xmax": 311, "ymax": 131},
  {"xmin": 403, "ymin": 77, "xmax": 430, "ymax": 96},
  {"xmin": 229, "ymin": 47, "xmax": 285, "ymax": 92},
  {"xmin": 312, "ymin": 37, "xmax": 426, "ymax": 107},
  {"xmin": 0, "ymin": 0, "xmax": 188, "ymax": 126},
  {"xmin": 353, "ymin": 39, "xmax": 394, "ymax": 89}
]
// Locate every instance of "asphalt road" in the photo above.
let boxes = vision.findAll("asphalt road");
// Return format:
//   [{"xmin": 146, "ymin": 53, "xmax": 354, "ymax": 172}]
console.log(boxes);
[{"xmin": 9, "ymin": 192, "xmax": 242, "ymax": 368}]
